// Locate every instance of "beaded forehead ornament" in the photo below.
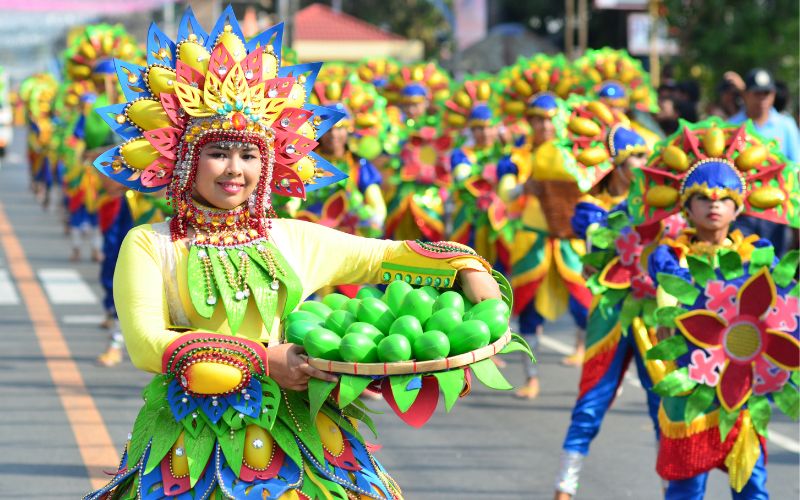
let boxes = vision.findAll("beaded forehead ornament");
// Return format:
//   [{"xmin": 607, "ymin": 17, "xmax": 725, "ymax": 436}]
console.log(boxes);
[{"xmin": 91, "ymin": 6, "xmax": 347, "ymax": 236}]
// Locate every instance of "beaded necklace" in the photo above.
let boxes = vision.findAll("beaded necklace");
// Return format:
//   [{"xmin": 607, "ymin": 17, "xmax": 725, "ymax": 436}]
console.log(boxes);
[{"xmin": 184, "ymin": 199, "xmax": 299, "ymax": 334}]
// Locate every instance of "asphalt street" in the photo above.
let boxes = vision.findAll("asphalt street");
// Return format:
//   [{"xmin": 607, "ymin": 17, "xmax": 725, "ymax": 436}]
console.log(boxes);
[{"xmin": 0, "ymin": 130, "xmax": 797, "ymax": 499}]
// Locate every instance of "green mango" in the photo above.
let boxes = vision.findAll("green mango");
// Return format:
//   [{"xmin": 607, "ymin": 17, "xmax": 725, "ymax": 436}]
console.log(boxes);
[
  {"xmin": 322, "ymin": 293, "xmax": 350, "ymax": 310},
  {"xmin": 473, "ymin": 310, "xmax": 509, "ymax": 342},
  {"xmin": 398, "ymin": 289, "xmax": 436, "ymax": 323},
  {"xmin": 356, "ymin": 287, "xmax": 383, "ymax": 300},
  {"xmin": 446, "ymin": 320, "xmax": 491, "ymax": 355},
  {"xmin": 377, "ymin": 334, "xmax": 412, "ymax": 362},
  {"xmin": 389, "ymin": 315, "xmax": 424, "ymax": 345},
  {"xmin": 383, "ymin": 280, "xmax": 413, "ymax": 312},
  {"xmin": 424, "ymin": 308, "xmax": 463, "ymax": 336},
  {"xmin": 285, "ymin": 320, "xmax": 317, "ymax": 345},
  {"xmin": 303, "ymin": 327, "xmax": 342, "ymax": 360},
  {"xmin": 299, "ymin": 301, "xmax": 333, "ymax": 320},
  {"xmin": 356, "ymin": 297, "xmax": 397, "ymax": 334},
  {"xmin": 286, "ymin": 310, "xmax": 324, "ymax": 325},
  {"xmin": 464, "ymin": 298, "xmax": 509, "ymax": 321},
  {"xmin": 324, "ymin": 310, "xmax": 356, "ymax": 336},
  {"xmin": 345, "ymin": 321, "xmax": 384, "ymax": 344},
  {"xmin": 433, "ymin": 291, "xmax": 465, "ymax": 315},
  {"xmin": 339, "ymin": 333, "xmax": 379, "ymax": 363},
  {"xmin": 419, "ymin": 285, "xmax": 440, "ymax": 300},
  {"xmin": 343, "ymin": 298, "xmax": 362, "ymax": 317},
  {"xmin": 413, "ymin": 330, "xmax": 450, "ymax": 361}
]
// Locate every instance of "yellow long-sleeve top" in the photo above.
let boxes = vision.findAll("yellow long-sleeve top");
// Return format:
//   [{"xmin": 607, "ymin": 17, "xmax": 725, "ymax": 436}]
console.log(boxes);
[{"xmin": 115, "ymin": 218, "xmax": 489, "ymax": 374}]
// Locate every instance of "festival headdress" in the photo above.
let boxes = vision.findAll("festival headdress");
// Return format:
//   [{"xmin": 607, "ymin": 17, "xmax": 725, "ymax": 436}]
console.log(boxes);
[
  {"xmin": 498, "ymin": 54, "xmax": 581, "ymax": 122},
  {"xmin": 64, "ymin": 24, "xmax": 142, "ymax": 81},
  {"xmin": 443, "ymin": 78, "xmax": 497, "ymax": 129},
  {"xmin": 92, "ymin": 6, "xmax": 347, "ymax": 240},
  {"xmin": 384, "ymin": 61, "xmax": 450, "ymax": 106},
  {"xmin": 629, "ymin": 117, "xmax": 799, "ymax": 227},
  {"xmin": 355, "ymin": 57, "xmax": 400, "ymax": 91},
  {"xmin": 608, "ymin": 123, "xmax": 648, "ymax": 165},
  {"xmin": 574, "ymin": 48, "xmax": 658, "ymax": 113},
  {"xmin": 532, "ymin": 96, "xmax": 636, "ymax": 192}
]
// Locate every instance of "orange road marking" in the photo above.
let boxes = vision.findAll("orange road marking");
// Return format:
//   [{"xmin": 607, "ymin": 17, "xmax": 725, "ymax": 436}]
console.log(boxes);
[{"xmin": 0, "ymin": 201, "xmax": 119, "ymax": 490}]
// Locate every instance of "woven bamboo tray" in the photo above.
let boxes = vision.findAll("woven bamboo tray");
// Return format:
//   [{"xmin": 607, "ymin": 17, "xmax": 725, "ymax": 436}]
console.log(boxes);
[{"xmin": 307, "ymin": 330, "xmax": 511, "ymax": 375}]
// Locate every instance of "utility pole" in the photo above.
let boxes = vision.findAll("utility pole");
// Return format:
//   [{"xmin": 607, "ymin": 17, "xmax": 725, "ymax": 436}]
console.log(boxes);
[
  {"xmin": 577, "ymin": 0, "xmax": 588, "ymax": 57},
  {"xmin": 649, "ymin": 0, "xmax": 661, "ymax": 87},
  {"xmin": 565, "ymin": 0, "xmax": 575, "ymax": 60}
]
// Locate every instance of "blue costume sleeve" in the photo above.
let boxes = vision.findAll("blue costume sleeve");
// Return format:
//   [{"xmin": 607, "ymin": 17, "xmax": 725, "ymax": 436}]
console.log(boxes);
[
  {"xmin": 648, "ymin": 244, "xmax": 692, "ymax": 285},
  {"xmin": 496, "ymin": 154, "xmax": 518, "ymax": 178},
  {"xmin": 571, "ymin": 201, "xmax": 608, "ymax": 240},
  {"xmin": 356, "ymin": 157, "xmax": 382, "ymax": 193}
]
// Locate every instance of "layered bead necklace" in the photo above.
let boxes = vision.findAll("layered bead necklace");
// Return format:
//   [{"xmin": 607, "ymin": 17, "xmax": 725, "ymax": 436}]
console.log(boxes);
[{"xmin": 186, "ymin": 199, "xmax": 289, "ymax": 333}]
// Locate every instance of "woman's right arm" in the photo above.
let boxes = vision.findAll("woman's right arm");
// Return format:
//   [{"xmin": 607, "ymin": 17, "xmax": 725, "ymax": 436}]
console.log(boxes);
[{"xmin": 113, "ymin": 225, "xmax": 181, "ymax": 374}]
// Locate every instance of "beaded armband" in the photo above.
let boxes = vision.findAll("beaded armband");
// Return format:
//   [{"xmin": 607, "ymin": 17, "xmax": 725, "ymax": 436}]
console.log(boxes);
[
  {"xmin": 379, "ymin": 240, "xmax": 492, "ymax": 288},
  {"xmin": 162, "ymin": 333, "xmax": 269, "ymax": 397}
]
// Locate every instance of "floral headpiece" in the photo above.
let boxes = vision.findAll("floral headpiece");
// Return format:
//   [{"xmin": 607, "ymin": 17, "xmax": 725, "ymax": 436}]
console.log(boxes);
[
  {"xmin": 384, "ymin": 62, "xmax": 450, "ymax": 106},
  {"xmin": 92, "ymin": 6, "xmax": 347, "ymax": 239},
  {"xmin": 574, "ymin": 48, "xmax": 658, "ymax": 113},
  {"xmin": 443, "ymin": 78, "xmax": 497, "ymax": 129},
  {"xmin": 629, "ymin": 117, "xmax": 799, "ymax": 227},
  {"xmin": 64, "ymin": 24, "xmax": 143, "ymax": 81},
  {"xmin": 498, "ymin": 54, "xmax": 581, "ymax": 123}
]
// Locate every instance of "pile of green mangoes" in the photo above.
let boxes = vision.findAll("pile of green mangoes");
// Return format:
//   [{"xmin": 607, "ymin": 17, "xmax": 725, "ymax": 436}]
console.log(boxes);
[{"xmin": 285, "ymin": 281, "xmax": 510, "ymax": 363}]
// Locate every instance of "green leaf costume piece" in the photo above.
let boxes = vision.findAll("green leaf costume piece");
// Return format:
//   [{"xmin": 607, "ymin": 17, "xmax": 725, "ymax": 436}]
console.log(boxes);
[{"xmin": 470, "ymin": 358, "xmax": 513, "ymax": 390}]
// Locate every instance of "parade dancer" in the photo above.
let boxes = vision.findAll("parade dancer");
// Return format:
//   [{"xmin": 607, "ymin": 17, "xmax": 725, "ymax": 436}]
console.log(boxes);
[
  {"xmin": 631, "ymin": 118, "xmax": 799, "ymax": 499},
  {"xmin": 445, "ymin": 78, "xmax": 511, "ymax": 269},
  {"xmin": 84, "ymin": 8, "xmax": 500, "ymax": 498},
  {"xmin": 553, "ymin": 100, "xmax": 677, "ymax": 498}
]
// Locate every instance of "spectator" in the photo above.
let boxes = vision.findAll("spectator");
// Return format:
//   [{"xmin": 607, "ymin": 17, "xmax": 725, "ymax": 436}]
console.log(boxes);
[{"xmin": 729, "ymin": 68, "xmax": 800, "ymax": 255}]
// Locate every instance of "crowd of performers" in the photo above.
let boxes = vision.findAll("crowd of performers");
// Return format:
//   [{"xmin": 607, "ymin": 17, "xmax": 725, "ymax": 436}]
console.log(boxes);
[{"xmin": 15, "ymin": 17, "xmax": 799, "ymax": 499}]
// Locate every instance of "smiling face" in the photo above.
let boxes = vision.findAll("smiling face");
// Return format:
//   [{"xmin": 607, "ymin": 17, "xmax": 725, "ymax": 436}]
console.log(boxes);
[
  {"xmin": 192, "ymin": 142, "xmax": 262, "ymax": 210},
  {"xmin": 685, "ymin": 194, "xmax": 739, "ymax": 232}
]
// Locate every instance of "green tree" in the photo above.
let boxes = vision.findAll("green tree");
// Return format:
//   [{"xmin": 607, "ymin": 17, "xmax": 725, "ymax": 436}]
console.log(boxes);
[{"xmin": 663, "ymin": 0, "xmax": 799, "ymax": 110}]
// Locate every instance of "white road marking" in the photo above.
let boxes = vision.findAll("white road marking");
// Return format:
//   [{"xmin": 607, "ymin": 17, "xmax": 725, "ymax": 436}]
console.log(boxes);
[
  {"xmin": 0, "ymin": 268, "xmax": 20, "ymax": 304},
  {"xmin": 538, "ymin": 333, "xmax": 800, "ymax": 454},
  {"xmin": 37, "ymin": 268, "xmax": 98, "ymax": 305},
  {"xmin": 62, "ymin": 314, "xmax": 106, "ymax": 325}
]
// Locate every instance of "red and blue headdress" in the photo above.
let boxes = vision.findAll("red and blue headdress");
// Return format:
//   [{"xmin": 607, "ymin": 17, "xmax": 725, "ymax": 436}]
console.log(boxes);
[
  {"xmin": 629, "ymin": 117, "xmax": 799, "ymax": 227},
  {"xmin": 91, "ymin": 6, "xmax": 348, "ymax": 240}
]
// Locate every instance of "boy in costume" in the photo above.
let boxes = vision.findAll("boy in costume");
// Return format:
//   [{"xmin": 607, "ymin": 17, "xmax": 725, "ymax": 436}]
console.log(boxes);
[{"xmin": 632, "ymin": 118, "xmax": 799, "ymax": 499}]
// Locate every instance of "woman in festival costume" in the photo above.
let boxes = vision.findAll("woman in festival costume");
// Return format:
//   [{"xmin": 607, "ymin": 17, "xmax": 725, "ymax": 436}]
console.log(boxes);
[
  {"xmin": 630, "ymin": 117, "xmax": 799, "ymax": 499},
  {"xmin": 573, "ymin": 48, "xmax": 663, "ymax": 149},
  {"xmin": 553, "ymin": 103, "xmax": 682, "ymax": 498},
  {"xmin": 444, "ymin": 78, "xmax": 512, "ymax": 269},
  {"xmin": 84, "ymin": 8, "xmax": 501, "ymax": 499}
]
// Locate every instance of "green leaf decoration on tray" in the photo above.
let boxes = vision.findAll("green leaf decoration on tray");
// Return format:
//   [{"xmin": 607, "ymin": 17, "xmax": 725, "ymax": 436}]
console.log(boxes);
[{"xmin": 283, "ymin": 277, "xmax": 530, "ymax": 427}]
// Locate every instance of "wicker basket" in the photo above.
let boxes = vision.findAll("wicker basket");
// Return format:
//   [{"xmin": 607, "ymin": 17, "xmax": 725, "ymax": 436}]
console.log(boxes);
[
  {"xmin": 307, "ymin": 331, "xmax": 511, "ymax": 375},
  {"xmin": 532, "ymin": 180, "xmax": 582, "ymax": 239}
]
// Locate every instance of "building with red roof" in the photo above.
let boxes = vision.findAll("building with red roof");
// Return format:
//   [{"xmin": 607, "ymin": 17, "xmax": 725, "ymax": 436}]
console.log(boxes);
[{"xmin": 293, "ymin": 3, "xmax": 423, "ymax": 62}]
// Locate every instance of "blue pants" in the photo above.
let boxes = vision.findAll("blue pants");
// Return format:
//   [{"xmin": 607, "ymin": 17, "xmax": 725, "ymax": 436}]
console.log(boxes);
[
  {"xmin": 665, "ymin": 450, "xmax": 768, "ymax": 500},
  {"xmin": 101, "ymin": 202, "xmax": 133, "ymax": 315},
  {"xmin": 70, "ymin": 206, "xmax": 98, "ymax": 229},
  {"xmin": 562, "ymin": 328, "xmax": 660, "ymax": 455}
]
